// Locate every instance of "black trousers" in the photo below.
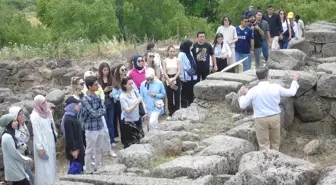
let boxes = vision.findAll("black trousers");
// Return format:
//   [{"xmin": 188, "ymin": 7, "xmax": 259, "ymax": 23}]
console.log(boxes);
[
  {"xmin": 166, "ymin": 75, "xmax": 181, "ymax": 116},
  {"xmin": 216, "ymin": 57, "xmax": 235, "ymax": 73},
  {"xmin": 114, "ymin": 101, "xmax": 122, "ymax": 138},
  {"xmin": 181, "ymin": 80, "xmax": 197, "ymax": 108},
  {"xmin": 12, "ymin": 178, "xmax": 30, "ymax": 185},
  {"xmin": 121, "ymin": 119, "xmax": 143, "ymax": 149},
  {"xmin": 197, "ymin": 64, "xmax": 210, "ymax": 82}
]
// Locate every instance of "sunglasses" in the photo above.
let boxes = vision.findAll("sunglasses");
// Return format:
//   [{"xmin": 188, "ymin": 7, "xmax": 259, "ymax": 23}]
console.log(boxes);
[
  {"xmin": 149, "ymin": 55, "xmax": 155, "ymax": 58},
  {"xmin": 137, "ymin": 59, "xmax": 144, "ymax": 63},
  {"xmin": 120, "ymin": 68, "xmax": 127, "ymax": 72},
  {"xmin": 146, "ymin": 78, "xmax": 153, "ymax": 81}
]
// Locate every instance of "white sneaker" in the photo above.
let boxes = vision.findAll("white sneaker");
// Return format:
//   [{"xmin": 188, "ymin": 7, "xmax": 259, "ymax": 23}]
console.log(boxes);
[
  {"xmin": 111, "ymin": 143, "xmax": 117, "ymax": 148},
  {"xmin": 109, "ymin": 151, "xmax": 117, "ymax": 157},
  {"xmin": 166, "ymin": 116, "xmax": 172, "ymax": 121},
  {"xmin": 114, "ymin": 137, "xmax": 120, "ymax": 143}
]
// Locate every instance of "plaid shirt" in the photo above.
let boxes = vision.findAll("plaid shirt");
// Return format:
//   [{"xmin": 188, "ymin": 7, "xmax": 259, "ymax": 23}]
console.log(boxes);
[{"xmin": 81, "ymin": 93, "xmax": 106, "ymax": 131}]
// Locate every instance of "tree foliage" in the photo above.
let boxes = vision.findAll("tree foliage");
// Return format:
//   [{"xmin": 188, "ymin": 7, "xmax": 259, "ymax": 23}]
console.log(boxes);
[
  {"xmin": 39, "ymin": 0, "xmax": 120, "ymax": 42},
  {"xmin": 0, "ymin": 0, "xmax": 335, "ymax": 48}
]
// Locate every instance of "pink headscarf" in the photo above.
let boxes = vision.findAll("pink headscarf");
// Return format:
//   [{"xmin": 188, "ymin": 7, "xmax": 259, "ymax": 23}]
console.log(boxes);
[{"xmin": 33, "ymin": 95, "xmax": 53, "ymax": 119}]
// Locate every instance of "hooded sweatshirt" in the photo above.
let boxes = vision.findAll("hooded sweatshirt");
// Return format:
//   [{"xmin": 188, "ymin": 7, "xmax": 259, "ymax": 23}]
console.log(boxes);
[
  {"xmin": 1, "ymin": 114, "xmax": 32, "ymax": 182},
  {"xmin": 9, "ymin": 107, "xmax": 30, "ymax": 144}
]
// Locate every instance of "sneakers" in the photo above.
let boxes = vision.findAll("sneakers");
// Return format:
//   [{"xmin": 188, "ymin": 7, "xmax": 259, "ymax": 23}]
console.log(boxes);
[
  {"xmin": 114, "ymin": 137, "xmax": 120, "ymax": 143},
  {"xmin": 111, "ymin": 143, "xmax": 117, "ymax": 148},
  {"xmin": 109, "ymin": 150, "xmax": 117, "ymax": 157},
  {"xmin": 166, "ymin": 116, "xmax": 172, "ymax": 121}
]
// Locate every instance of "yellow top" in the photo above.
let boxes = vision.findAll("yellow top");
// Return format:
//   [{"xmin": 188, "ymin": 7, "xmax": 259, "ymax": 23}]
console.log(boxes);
[{"xmin": 82, "ymin": 85, "xmax": 105, "ymax": 101}]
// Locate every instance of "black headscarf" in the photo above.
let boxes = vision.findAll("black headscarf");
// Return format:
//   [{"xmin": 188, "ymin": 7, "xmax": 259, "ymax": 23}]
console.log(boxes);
[
  {"xmin": 3, "ymin": 121, "xmax": 19, "ymax": 149},
  {"xmin": 180, "ymin": 40, "xmax": 196, "ymax": 70}
]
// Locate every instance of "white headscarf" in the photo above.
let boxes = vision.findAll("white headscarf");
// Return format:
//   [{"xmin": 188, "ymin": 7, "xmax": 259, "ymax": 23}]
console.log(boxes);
[{"xmin": 145, "ymin": 67, "xmax": 159, "ymax": 82}]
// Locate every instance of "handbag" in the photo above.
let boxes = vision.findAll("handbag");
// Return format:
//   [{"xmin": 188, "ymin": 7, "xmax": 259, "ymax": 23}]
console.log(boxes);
[
  {"xmin": 68, "ymin": 160, "xmax": 83, "ymax": 175},
  {"xmin": 104, "ymin": 94, "xmax": 113, "ymax": 108},
  {"xmin": 133, "ymin": 90, "xmax": 146, "ymax": 117}
]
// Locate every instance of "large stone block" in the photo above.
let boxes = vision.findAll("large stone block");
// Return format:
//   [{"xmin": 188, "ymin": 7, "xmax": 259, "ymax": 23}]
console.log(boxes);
[
  {"xmin": 317, "ymin": 74, "xmax": 336, "ymax": 98},
  {"xmin": 194, "ymin": 80, "xmax": 243, "ymax": 101},
  {"xmin": 266, "ymin": 49, "xmax": 306, "ymax": 70}
]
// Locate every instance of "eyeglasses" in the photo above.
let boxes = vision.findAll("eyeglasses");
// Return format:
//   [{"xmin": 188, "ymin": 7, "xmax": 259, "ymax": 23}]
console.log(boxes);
[
  {"xmin": 120, "ymin": 68, "xmax": 127, "ymax": 72},
  {"xmin": 146, "ymin": 78, "xmax": 153, "ymax": 81},
  {"xmin": 137, "ymin": 59, "xmax": 144, "ymax": 63},
  {"xmin": 149, "ymin": 55, "xmax": 155, "ymax": 58}
]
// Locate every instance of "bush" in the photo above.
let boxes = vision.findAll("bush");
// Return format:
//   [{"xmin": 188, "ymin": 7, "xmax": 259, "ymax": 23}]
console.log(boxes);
[{"xmin": 40, "ymin": 0, "xmax": 120, "ymax": 42}]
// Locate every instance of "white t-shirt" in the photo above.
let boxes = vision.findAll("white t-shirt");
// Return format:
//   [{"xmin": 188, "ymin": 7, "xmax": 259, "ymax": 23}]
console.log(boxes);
[
  {"xmin": 216, "ymin": 25, "xmax": 238, "ymax": 48},
  {"xmin": 292, "ymin": 22, "xmax": 299, "ymax": 39},
  {"xmin": 281, "ymin": 19, "xmax": 290, "ymax": 33},
  {"xmin": 297, "ymin": 19, "xmax": 304, "ymax": 38}
]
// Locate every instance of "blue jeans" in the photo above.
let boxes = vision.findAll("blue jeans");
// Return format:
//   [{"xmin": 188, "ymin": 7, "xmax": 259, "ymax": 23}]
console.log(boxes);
[
  {"xmin": 262, "ymin": 39, "xmax": 269, "ymax": 61},
  {"xmin": 104, "ymin": 103, "xmax": 115, "ymax": 144},
  {"xmin": 236, "ymin": 52, "xmax": 251, "ymax": 71},
  {"xmin": 279, "ymin": 36, "xmax": 289, "ymax": 49},
  {"xmin": 254, "ymin": 47, "xmax": 262, "ymax": 68},
  {"xmin": 25, "ymin": 164, "xmax": 34, "ymax": 185}
]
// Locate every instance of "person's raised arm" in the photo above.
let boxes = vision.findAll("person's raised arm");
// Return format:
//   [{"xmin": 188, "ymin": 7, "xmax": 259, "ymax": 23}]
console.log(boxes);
[
  {"xmin": 238, "ymin": 87, "xmax": 253, "ymax": 109},
  {"xmin": 279, "ymin": 72, "xmax": 300, "ymax": 97}
]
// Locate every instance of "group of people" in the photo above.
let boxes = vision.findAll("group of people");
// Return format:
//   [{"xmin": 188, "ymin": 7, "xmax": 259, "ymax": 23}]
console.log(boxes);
[{"xmin": 0, "ymin": 4, "xmax": 306, "ymax": 185}]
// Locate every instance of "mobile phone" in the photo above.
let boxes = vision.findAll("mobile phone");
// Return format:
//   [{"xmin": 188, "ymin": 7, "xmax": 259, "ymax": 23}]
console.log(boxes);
[{"xmin": 42, "ymin": 152, "xmax": 49, "ymax": 160}]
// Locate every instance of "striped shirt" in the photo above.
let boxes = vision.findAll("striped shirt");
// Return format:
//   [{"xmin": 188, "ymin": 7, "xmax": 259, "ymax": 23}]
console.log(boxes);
[{"xmin": 81, "ymin": 93, "xmax": 106, "ymax": 131}]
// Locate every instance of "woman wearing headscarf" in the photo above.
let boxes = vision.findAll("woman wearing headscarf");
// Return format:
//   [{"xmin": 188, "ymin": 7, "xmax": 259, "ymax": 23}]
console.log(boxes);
[
  {"xmin": 1, "ymin": 114, "xmax": 33, "ymax": 185},
  {"xmin": 140, "ymin": 68, "xmax": 166, "ymax": 131},
  {"xmin": 30, "ymin": 95, "xmax": 57, "ymax": 185},
  {"xmin": 179, "ymin": 40, "xmax": 198, "ymax": 108},
  {"xmin": 9, "ymin": 106, "xmax": 33, "ymax": 185},
  {"xmin": 128, "ymin": 54, "xmax": 146, "ymax": 89},
  {"xmin": 62, "ymin": 96, "xmax": 85, "ymax": 173}
]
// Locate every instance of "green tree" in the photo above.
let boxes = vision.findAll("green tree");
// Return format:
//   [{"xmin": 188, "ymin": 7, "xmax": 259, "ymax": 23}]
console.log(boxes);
[{"xmin": 38, "ymin": 0, "xmax": 120, "ymax": 42}]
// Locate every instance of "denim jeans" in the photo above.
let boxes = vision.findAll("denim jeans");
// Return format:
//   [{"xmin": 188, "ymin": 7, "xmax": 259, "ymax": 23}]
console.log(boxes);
[
  {"xmin": 104, "ymin": 103, "xmax": 115, "ymax": 144},
  {"xmin": 279, "ymin": 36, "xmax": 289, "ymax": 49},
  {"xmin": 236, "ymin": 52, "xmax": 251, "ymax": 71},
  {"xmin": 254, "ymin": 47, "xmax": 262, "ymax": 68},
  {"xmin": 262, "ymin": 39, "xmax": 269, "ymax": 61}
]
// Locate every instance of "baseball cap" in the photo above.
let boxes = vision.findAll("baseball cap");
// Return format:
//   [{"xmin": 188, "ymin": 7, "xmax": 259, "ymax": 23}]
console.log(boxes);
[{"xmin": 288, "ymin": 12, "xmax": 294, "ymax": 19}]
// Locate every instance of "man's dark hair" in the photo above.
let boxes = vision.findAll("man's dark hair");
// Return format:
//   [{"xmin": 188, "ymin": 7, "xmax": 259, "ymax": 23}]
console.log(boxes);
[
  {"xmin": 240, "ymin": 16, "xmax": 248, "ymax": 21},
  {"xmin": 221, "ymin": 15, "xmax": 232, "ymax": 25},
  {"xmin": 85, "ymin": 76, "xmax": 98, "ymax": 89},
  {"xmin": 256, "ymin": 10, "xmax": 263, "ymax": 15},
  {"xmin": 196, "ymin": 31, "xmax": 206, "ymax": 37},
  {"xmin": 267, "ymin": 5, "xmax": 273, "ymax": 8},
  {"xmin": 256, "ymin": 66, "xmax": 269, "ymax": 80},
  {"xmin": 257, "ymin": 7, "xmax": 262, "ymax": 11},
  {"xmin": 146, "ymin": 42, "xmax": 155, "ymax": 51}
]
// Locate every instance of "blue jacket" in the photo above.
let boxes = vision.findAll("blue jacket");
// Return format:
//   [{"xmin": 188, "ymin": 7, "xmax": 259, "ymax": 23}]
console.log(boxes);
[
  {"xmin": 178, "ymin": 52, "xmax": 197, "ymax": 81},
  {"xmin": 139, "ymin": 80, "xmax": 166, "ymax": 117}
]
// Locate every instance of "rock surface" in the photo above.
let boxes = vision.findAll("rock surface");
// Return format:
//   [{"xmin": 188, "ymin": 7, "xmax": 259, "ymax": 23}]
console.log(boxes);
[
  {"xmin": 316, "ymin": 166, "xmax": 336, "ymax": 185},
  {"xmin": 225, "ymin": 150, "xmax": 320, "ymax": 185},
  {"xmin": 266, "ymin": 49, "xmax": 306, "ymax": 70},
  {"xmin": 45, "ymin": 89, "xmax": 65, "ymax": 105},
  {"xmin": 294, "ymin": 90, "xmax": 331, "ymax": 122},
  {"xmin": 226, "ymin": 121, "xmax": 258, "ymax": 148},
  {"xmin": 303, "ymin": 139, "xmax": 321, "ymax": 155},
  {"xmin": 317, "ymin": 63, "xmax": 336, "ymax": 74},
  {"xmin": 198, "ymin": 135, "xmax": 255, "ymax": 173},
  {"xmin": 119, "ymin": 144, "xmax": 155, "ymax": 168},
  {"xmin": 194, "ymin": 80, "xmax": 243, "ymax": 101},
  {"xmin": 152, "ymin": 155, "xmax": 229, "ymax": 178},
  {"xmin": 317, "ymin": 74, "xmax": 336, "ymax": 98}
]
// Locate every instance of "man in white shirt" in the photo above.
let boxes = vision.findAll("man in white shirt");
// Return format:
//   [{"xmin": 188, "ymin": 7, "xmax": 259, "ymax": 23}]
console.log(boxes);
[{"xmin": 238, "ymin": 67, "xmax": 300, "ymax": 151}]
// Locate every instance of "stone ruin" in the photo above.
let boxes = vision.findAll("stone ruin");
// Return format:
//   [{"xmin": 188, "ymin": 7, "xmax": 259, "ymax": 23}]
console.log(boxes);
[{"xmin": 1, "ymin": 21, "xmax": 336, "ymax": 184}]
